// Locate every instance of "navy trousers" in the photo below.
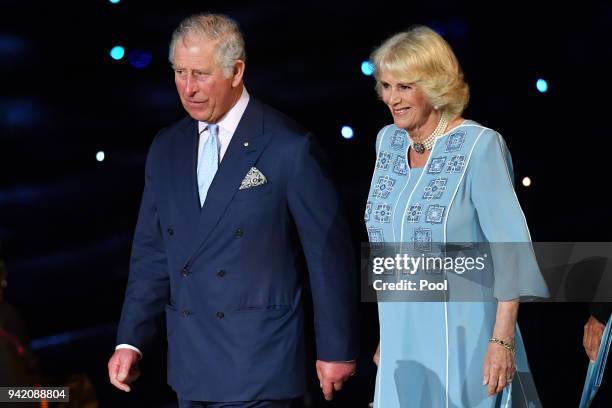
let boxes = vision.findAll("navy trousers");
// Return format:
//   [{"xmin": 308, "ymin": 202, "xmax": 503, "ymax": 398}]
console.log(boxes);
[{"xmin": 177, "ymin": 398, "xmax": 296, "ymax": 408}]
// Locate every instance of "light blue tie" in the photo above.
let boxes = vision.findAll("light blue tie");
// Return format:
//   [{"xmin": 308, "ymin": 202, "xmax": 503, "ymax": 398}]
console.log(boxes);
[{"xmin": 197, "ymin": 124, "xmax": 219, "ymax": 206}]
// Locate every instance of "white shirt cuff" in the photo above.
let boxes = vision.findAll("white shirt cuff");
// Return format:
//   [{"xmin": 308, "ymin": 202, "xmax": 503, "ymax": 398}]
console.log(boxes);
[{"xmin": 115, "ymin": 344, "xmax": 143, "ymax": 359}]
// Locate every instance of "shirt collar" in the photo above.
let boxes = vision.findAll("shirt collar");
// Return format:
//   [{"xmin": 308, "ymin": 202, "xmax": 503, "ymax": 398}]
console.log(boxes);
[{"xmin": 198, "ymin": 87, "xmax": 250, "ymax": 135}]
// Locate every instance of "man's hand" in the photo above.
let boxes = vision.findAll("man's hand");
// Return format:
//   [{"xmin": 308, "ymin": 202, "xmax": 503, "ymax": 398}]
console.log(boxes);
[
  {"xmin": 315, "ymin": 360, "xmax": 356, "ymax": 401},
  {"xmin": 584, "ymin": 315, "xmax": 605, "ymax": 362},
  {"xmin": 108, "ymin": 348, "xmax": 141, "ymax": 392},
  {"xmin": 373, "ymin": 343, "xmax": 380, "ymax": 367}
]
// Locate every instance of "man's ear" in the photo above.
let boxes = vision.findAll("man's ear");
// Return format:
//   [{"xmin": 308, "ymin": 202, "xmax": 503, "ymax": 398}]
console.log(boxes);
[{"xmin": 231, "ymin": 60, "xmax": 245, "ymax": 88}]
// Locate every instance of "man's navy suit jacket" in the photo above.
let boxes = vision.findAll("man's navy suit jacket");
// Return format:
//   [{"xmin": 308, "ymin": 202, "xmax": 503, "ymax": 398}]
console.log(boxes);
[{"xmin": 116, "ymin": 97, "xmax": 358, "ymax": 401}]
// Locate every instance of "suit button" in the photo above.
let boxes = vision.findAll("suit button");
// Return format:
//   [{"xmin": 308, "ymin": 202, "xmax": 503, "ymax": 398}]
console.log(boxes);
[
  {"xmin": 181, "ymin": 268, "xmax": 189, "ymax": 277},
  {"xmin": 216, "ymin": 311, "xmax": 225, "ymax": 319},
  {"xmin": 167, "ymin": 228, "xmax": 174, "ymax": 236},
  {"xmin": 217, "ymin": 270, "xmax": 226, "ymax": 278},
  {"xmin": 235, "ymin": 228, "xmax": 244, "ymax": 237},
  {"xmin": 181, "ymin": 309, "xmax": 192, "ymax": 317}
]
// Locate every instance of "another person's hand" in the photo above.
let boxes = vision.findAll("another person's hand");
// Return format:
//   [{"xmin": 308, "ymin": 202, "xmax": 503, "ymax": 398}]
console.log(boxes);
[
  {"xmin": 483, "ymin": 341, "xmax": 515, "ymax": 396},
  {"xmin": 584, "ymin": 314, "xmax": 605, "ymax": 362},
  {"xmin": 108, "ymin": 349, "xmax": 141, "ymax": 392},
  {"xmin": 315, "ymin": 360, "xmax": 356, "ymax": 401},
  {"xmin": 373, "ymin": 343, "xmax": 380, "ymax": 367}
]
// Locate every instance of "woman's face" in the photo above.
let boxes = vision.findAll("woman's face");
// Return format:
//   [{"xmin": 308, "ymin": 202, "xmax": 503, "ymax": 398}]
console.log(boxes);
[{"xmin": 379, "ymin": 71, "xmax": 434, "ymax": 132}]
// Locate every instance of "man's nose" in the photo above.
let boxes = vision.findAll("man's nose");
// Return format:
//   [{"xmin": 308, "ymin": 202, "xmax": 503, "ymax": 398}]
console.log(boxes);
[{"xmin": 184, "ymin": 75, "xmax": 197, "ymax": 95}]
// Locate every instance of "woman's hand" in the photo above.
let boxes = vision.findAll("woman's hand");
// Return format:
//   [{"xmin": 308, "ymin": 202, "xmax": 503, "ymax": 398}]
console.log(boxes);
[
  {"xmin": 484, "ymin": 299, "xmax": 519, "ymax": 396},
  {"xmin": 483, "ymin": 341, "xmax": 515, "ymax": 396}
]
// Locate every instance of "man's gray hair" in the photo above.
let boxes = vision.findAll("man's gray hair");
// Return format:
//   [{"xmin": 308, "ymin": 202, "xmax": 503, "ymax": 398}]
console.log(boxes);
[{"xmin": 168, "ymin": 13, "xmax": 246, "ymax": 77}]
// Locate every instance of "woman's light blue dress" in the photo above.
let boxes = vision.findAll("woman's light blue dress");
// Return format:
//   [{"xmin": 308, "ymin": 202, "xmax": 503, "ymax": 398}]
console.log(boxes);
[{"xmin": 365, "ymin": 120, "xmax": 549, "ymax": 408}]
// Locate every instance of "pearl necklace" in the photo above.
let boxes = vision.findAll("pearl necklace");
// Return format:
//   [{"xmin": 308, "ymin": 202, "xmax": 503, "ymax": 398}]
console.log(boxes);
[{"xmin": 410, "ymin": 112, "xmax": 451, "ymax": 154}]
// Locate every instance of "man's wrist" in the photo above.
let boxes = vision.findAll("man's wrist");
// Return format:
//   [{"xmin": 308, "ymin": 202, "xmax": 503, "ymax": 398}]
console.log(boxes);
[{"xmin": 116, "ymin": 344, "xmax": 143, "ymax": 359}]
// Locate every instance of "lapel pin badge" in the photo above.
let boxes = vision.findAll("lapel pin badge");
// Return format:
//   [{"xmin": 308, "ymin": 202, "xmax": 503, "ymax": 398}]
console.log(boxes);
[{"xmin": 243, "ymin": 142, "xmax": 249, "ymax": 147}]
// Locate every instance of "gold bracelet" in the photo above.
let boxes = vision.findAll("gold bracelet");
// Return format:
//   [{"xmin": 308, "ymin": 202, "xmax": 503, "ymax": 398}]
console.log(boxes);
[{"xmin": 489, "ymin": 337, "xmax": 515, "ymax": 354}]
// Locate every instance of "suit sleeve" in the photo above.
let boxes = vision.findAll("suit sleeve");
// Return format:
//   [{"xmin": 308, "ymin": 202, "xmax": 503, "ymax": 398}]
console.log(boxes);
[
  {"xmin": 287, "ymin": 134, "xmax": 358, "ymax": 361},
  {"xmin": 116, "ymin": 134, "xmax": 170, "ymax": 354}
]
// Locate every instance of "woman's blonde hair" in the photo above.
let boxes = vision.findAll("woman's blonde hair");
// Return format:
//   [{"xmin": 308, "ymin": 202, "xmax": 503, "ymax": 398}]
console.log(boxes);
[{"xmin": 370, "ymin": 25, "xmax": 469, "ymax": 117}]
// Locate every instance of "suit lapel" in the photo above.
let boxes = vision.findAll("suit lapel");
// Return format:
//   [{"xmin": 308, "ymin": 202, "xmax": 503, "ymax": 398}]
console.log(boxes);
[
  {"xmin": 173, "ymin": 117, "xmax": 201, "ymax": 234},
  {"xmin": 189, "ymin": 98, "xmax": 271, "ymax": 258}
]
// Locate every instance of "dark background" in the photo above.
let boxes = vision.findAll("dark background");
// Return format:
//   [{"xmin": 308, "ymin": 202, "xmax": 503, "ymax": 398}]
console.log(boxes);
[{"xmin": 1, "ymin": 0, "xmax": 611, "ymax": 406}]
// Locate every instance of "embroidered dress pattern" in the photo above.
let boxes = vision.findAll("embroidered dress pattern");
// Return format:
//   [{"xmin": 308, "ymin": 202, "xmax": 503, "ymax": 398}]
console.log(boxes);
[
  {"xmin": 406, "ymin": 204, "xmax": 423, "ymax": 223},
  {"xmin": 367, "ymin": 226, "xmax": 385, "ymax": 243},
  {"xmin": 373, "ymin": 175, "xmax": 396, "ymax": 199},
  {"xmin": 390, "ymin": 130, "xmax": 406, "ymax": 151},
  {"xmin": 393, "ymin": 156, "xmax": 408, "ymax": 175},
  {"xmin": 427, "ymin": 156, "xmax": 447, "ymax": 174},
  {"xmin": 376, "ymin": 151, "xmax": 393, "ymax": 171},
  {"xmin": 425, "ymin": 204, "xmax": 446, "ymax": 224},
  {"xmin": 444, "ymin": 130, "xmax": 466, "ymax": 153},
  {"xmin": 413, "ymin": 227, "xmax": 432, "ymax": 252},
  {"xmin": 423, "ymin": 178, "xmax": 447, "ymax": 200},
  {"xmin": 446, "ymin": 155, "xmax": 466, "ymax": 173},
  {"xmin": 374, "ymin": 204, "xmax": 392, "ymax": 223},
  {"xmin": 364, "ymin": 201, "xmax": 372, "ymax": 222}
]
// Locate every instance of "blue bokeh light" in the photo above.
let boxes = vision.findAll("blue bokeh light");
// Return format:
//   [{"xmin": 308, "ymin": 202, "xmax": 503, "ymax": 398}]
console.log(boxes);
[
  {"xmin": 128, "ymin": 49, "xmax": 153, "ymax": 69},
  {"xmin": 341, "ymin": 126, "xmax": 354, "ymax": 139},
  {"xmin": 110, "ymin": 46, "xmax": 125, "ymax": 60},
  {"xmin": 361, "ymin": 61, "xmax": 374, "ymax": 76},
  {"xmin": 536, "ymin": 78, "xmax": 548, "ymax": 93},
  {"xmin": 0, "ymin": 99, "xmax": 39, "ymax": 128},
  {"xmin": 0, "ymin": 34, "xmax": 28, "ymax": 59}
]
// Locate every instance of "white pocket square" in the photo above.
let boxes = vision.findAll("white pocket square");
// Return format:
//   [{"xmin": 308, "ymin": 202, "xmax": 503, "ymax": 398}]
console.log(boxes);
[{"xmin": 239, "ymin": 167, "xmax": 267, "ymax": 190}]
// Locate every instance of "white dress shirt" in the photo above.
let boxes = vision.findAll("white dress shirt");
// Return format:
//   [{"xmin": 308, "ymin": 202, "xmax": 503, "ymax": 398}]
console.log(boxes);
[
  {"xmin": 116, "ymin": 87, "xmax": 250, "ymax": 359},
  {"xmin": 197, "ymin": 87, "xmax": 250, "ymax": 163}
]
